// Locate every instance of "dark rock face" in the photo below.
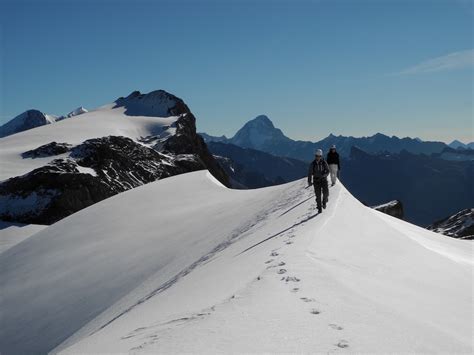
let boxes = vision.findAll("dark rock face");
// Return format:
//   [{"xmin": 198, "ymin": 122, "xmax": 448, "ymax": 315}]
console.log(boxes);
[
  {"xmin": 162, "ymin": 114, "xmax": 229, "ymax": 187},
  {"xmin": 372, "ymin": 200, "xmax": 404, "ymax": 220},
  {"xmin": 427, "ymin": 208, "xmax": 474, "ymax": 240},
  {"xmin": 0, "ymin": 136, "xmax": 205, "ymax": 224},
  {"xmin": 22, "ymin": 142, "xmax": 72, "ymax": 158}
]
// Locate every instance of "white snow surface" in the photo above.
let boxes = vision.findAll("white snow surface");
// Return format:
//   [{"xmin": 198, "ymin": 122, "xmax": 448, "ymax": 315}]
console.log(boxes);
[
  {"xmin": 0, "ymin": 105, "xmax": 179, "ymax": 181},
  {"xmin": 0, "ymin": 171, "xmax": 472, "ymax": 354},
  {"xmin": 0, "ymin": 221, "xmax": 46, "ymax": 254}
]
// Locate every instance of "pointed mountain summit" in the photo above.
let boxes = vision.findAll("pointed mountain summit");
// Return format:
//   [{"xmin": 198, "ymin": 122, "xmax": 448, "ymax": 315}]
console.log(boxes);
[{"xmin": 229, "ymin": 115, "xmax": 291, "ymax": 150}]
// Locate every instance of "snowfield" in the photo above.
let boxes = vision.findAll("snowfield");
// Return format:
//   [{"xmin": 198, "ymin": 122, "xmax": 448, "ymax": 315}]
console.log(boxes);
[
  {"xmin": 0, "ymin": 104, "xmax": 178, "ymax": 182},
  {"xmin": 0, "ymin": 171, "xmax": 472, "ymax": 354},
  {"xmin": 0, "ymin": 221, "xmax": 46, "ymax": 253}
]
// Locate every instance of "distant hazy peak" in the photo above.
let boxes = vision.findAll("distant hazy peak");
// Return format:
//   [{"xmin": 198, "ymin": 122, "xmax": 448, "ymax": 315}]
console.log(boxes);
[{"xmin": 246, "ymin": 115, "xmax": 274, "ymax": 128}]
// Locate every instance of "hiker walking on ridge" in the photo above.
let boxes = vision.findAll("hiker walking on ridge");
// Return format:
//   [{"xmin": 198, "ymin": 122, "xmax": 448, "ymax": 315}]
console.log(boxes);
[
  {"xmin": 326, "ymin": 144, "xmax": 340, "ymax": 186},
  {"xmin": 308, "ymin": 149, "xmax": 329, "ymax": 213}
]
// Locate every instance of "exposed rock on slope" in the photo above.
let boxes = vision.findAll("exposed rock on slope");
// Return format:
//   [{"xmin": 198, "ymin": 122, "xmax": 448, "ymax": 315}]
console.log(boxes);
[
  {"xmin": 0, "ymin": 136, "xmax": 206, "ymax": 224},
  {"xmin": 427, "ymin": 208, "xmax": 474, "ymax": 240},
  {"xmin": 372, "ymin": 200, "xmax": 404, "ymax": 219},
  {"xmin": 0, "ymin": 90, "xmax": 229, "ymax": 224}
]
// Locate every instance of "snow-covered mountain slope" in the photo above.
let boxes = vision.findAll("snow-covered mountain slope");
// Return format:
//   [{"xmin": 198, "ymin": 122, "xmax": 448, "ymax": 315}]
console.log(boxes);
[
  {"xmin": 0, "ymin": 171, "xmax": 471, "ymax": 354},
  {"xmin": 0, "ymin": 110, "xmax": 59, "ymax": 138},
  {"xmin": 0, "ymin": 104, "xmax": 177, "ymax": 181},
  {"xmin": 0, "ymin": 107, "xmax": 88, "ymax": 138},
  {"xmin": 0, "ymin": 221, "xmax": 46, "ymax": 253},
  {"xmin": 0, "ymin": 90, "xmax": 229, "ymax": 224},
  {"xmin": 60, "ymin": 106, "xmax": 88, "ymax": 120}
]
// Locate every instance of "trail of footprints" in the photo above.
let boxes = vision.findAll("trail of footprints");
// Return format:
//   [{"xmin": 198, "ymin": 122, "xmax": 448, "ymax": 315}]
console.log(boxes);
[{"xmin": 263, "ymin": 220, "xmax": 350, "ymax": 351}]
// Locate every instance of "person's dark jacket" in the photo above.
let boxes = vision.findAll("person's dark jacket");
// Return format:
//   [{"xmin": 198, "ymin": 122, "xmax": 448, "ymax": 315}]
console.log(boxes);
[
  {"xmin": 326, "ymin": 151, "xmax": 340, "ymax": 170},
  {"xmin": 308, "ymin": 159, "xmax": 329, "ymax": 185}
]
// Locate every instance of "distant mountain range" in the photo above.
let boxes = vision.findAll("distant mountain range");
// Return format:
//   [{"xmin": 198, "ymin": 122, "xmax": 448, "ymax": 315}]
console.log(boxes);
[
  {"xmin": 207, "ymin": 141, "xmax": 308, "ymax": 188},
  {"xmin": 449, "ymin": 140, "xmax": 474, "ymax": 150},
  {"xmin": 336, "ymin": 147, "xmax": 473, "ymax": 226},
  {"xmin": 202, "ymin": 118, "xmax": 473, "ymax": 226},
  {"xmin": 201, "ymin": 115, "xmax": 471, "ymax": 161}
]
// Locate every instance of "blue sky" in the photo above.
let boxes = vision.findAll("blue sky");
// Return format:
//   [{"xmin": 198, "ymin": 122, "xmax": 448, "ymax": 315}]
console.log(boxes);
[{"xmin": 1, "ymin": 0, "xmax": 472, "ymax": 143}]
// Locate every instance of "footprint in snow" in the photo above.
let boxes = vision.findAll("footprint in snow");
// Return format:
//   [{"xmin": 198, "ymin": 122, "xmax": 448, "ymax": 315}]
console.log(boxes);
[
  {"xmin": 285, "ymin": 240, "xmax": 294, "ymax": 245},
  {"xmin": 277, "ymin": 269, "xmax": 287, "ymax": 274},
  {"xmin": 329, "ymin": 324, "xmax": 343, "ymax": 330},
  {"xmin": 300, "ymin": 297, "xmax": 315, "ymax": 302},
  {"xmin": 291, "ymin": 287, "xmax": 300, "ymax": 292},
  {"xmin": 310, "ymin": 309, "xmax": 321, "ymax": 315},
  {"xmin": 278, "ymin": 261, "xmax": 286, "ymax": 266},
  {"xmin": 282, "ymin": 276, "xmax": 300, "ymax": 282},
  {"xmin": 264, "ymin": 259, "xmax": 274, "ymax": 264},
  {"xmin": 270, "ymin": 251, "xmax": 279, "ymax": 257},
  {"xmin": 337, "ymin": 340, "xmax": 349, "ymax": 348}
]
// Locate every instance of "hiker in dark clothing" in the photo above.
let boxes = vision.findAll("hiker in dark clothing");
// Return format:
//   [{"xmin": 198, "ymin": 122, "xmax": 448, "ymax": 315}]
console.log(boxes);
[
  {"xmin": 308, "ymin": 149, "xmax": 329, "ymax": 213},
  {"xmin": 326, "ymin": 144, "xmax": 340, "ymax": 186}
]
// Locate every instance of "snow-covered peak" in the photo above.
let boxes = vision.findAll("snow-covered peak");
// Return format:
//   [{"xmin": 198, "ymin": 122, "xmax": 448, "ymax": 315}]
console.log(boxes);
[
  {"xmin": 230, "ymin": 115, "xmax": 289, "ymax": 150},
  {"xmin": 66, "ymin": 106, "xmax": 88, "ymax": 118},
  {"xmin": 0, "ymin": 110, "xmax": 56, "ymax": 138},
  {"xmin": 114, "ymin": 90, "xmax": 191, "ymax": 117}
]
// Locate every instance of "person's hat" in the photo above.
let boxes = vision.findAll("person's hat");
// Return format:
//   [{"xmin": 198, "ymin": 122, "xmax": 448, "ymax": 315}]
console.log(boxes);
[
  {"xmin": 315, "ymin": 149, "xmax": 323, "ymax": 156},
  {"xmin": 331, "ymin": 144, "xmax": 336, "ymax": 149}
]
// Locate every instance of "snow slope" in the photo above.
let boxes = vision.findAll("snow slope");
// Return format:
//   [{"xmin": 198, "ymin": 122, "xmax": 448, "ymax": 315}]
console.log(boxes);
[
  {"xmin": 0, "ymin": 172, "xmax": 472, "ymax": 354},
  {"xmin": 0, "ymin": 221, "xmax": 46, "ymax": 253},
  {"xmin": 0, "ymin": 104, "xmax": 178, "ymax": 181}
]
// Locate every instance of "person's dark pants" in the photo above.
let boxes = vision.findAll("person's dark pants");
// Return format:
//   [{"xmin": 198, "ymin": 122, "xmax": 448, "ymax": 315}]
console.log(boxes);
[{"xmin": 313, "ymin": 179, "xmax": 329, "ymax": 209}]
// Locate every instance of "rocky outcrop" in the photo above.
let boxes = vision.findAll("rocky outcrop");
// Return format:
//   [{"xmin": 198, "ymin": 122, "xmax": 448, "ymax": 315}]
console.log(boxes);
[
  {"xmin": 427, "ymin": 208, "xmax": 474, "ymax": 240},
  {"xmin": 0, "ymin": 136, "xmax": 205, "ymax": 224},
  {"xmin": 22, "ymin": 142, "xmax": 72, "ymax": 158},
  {"xmin": 163, "ymin": 114, "xmax": 229, "ymax": 187},
  {"xmin": 372, "ymin": 200, "xmax": 404, "ymax": 220}
]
